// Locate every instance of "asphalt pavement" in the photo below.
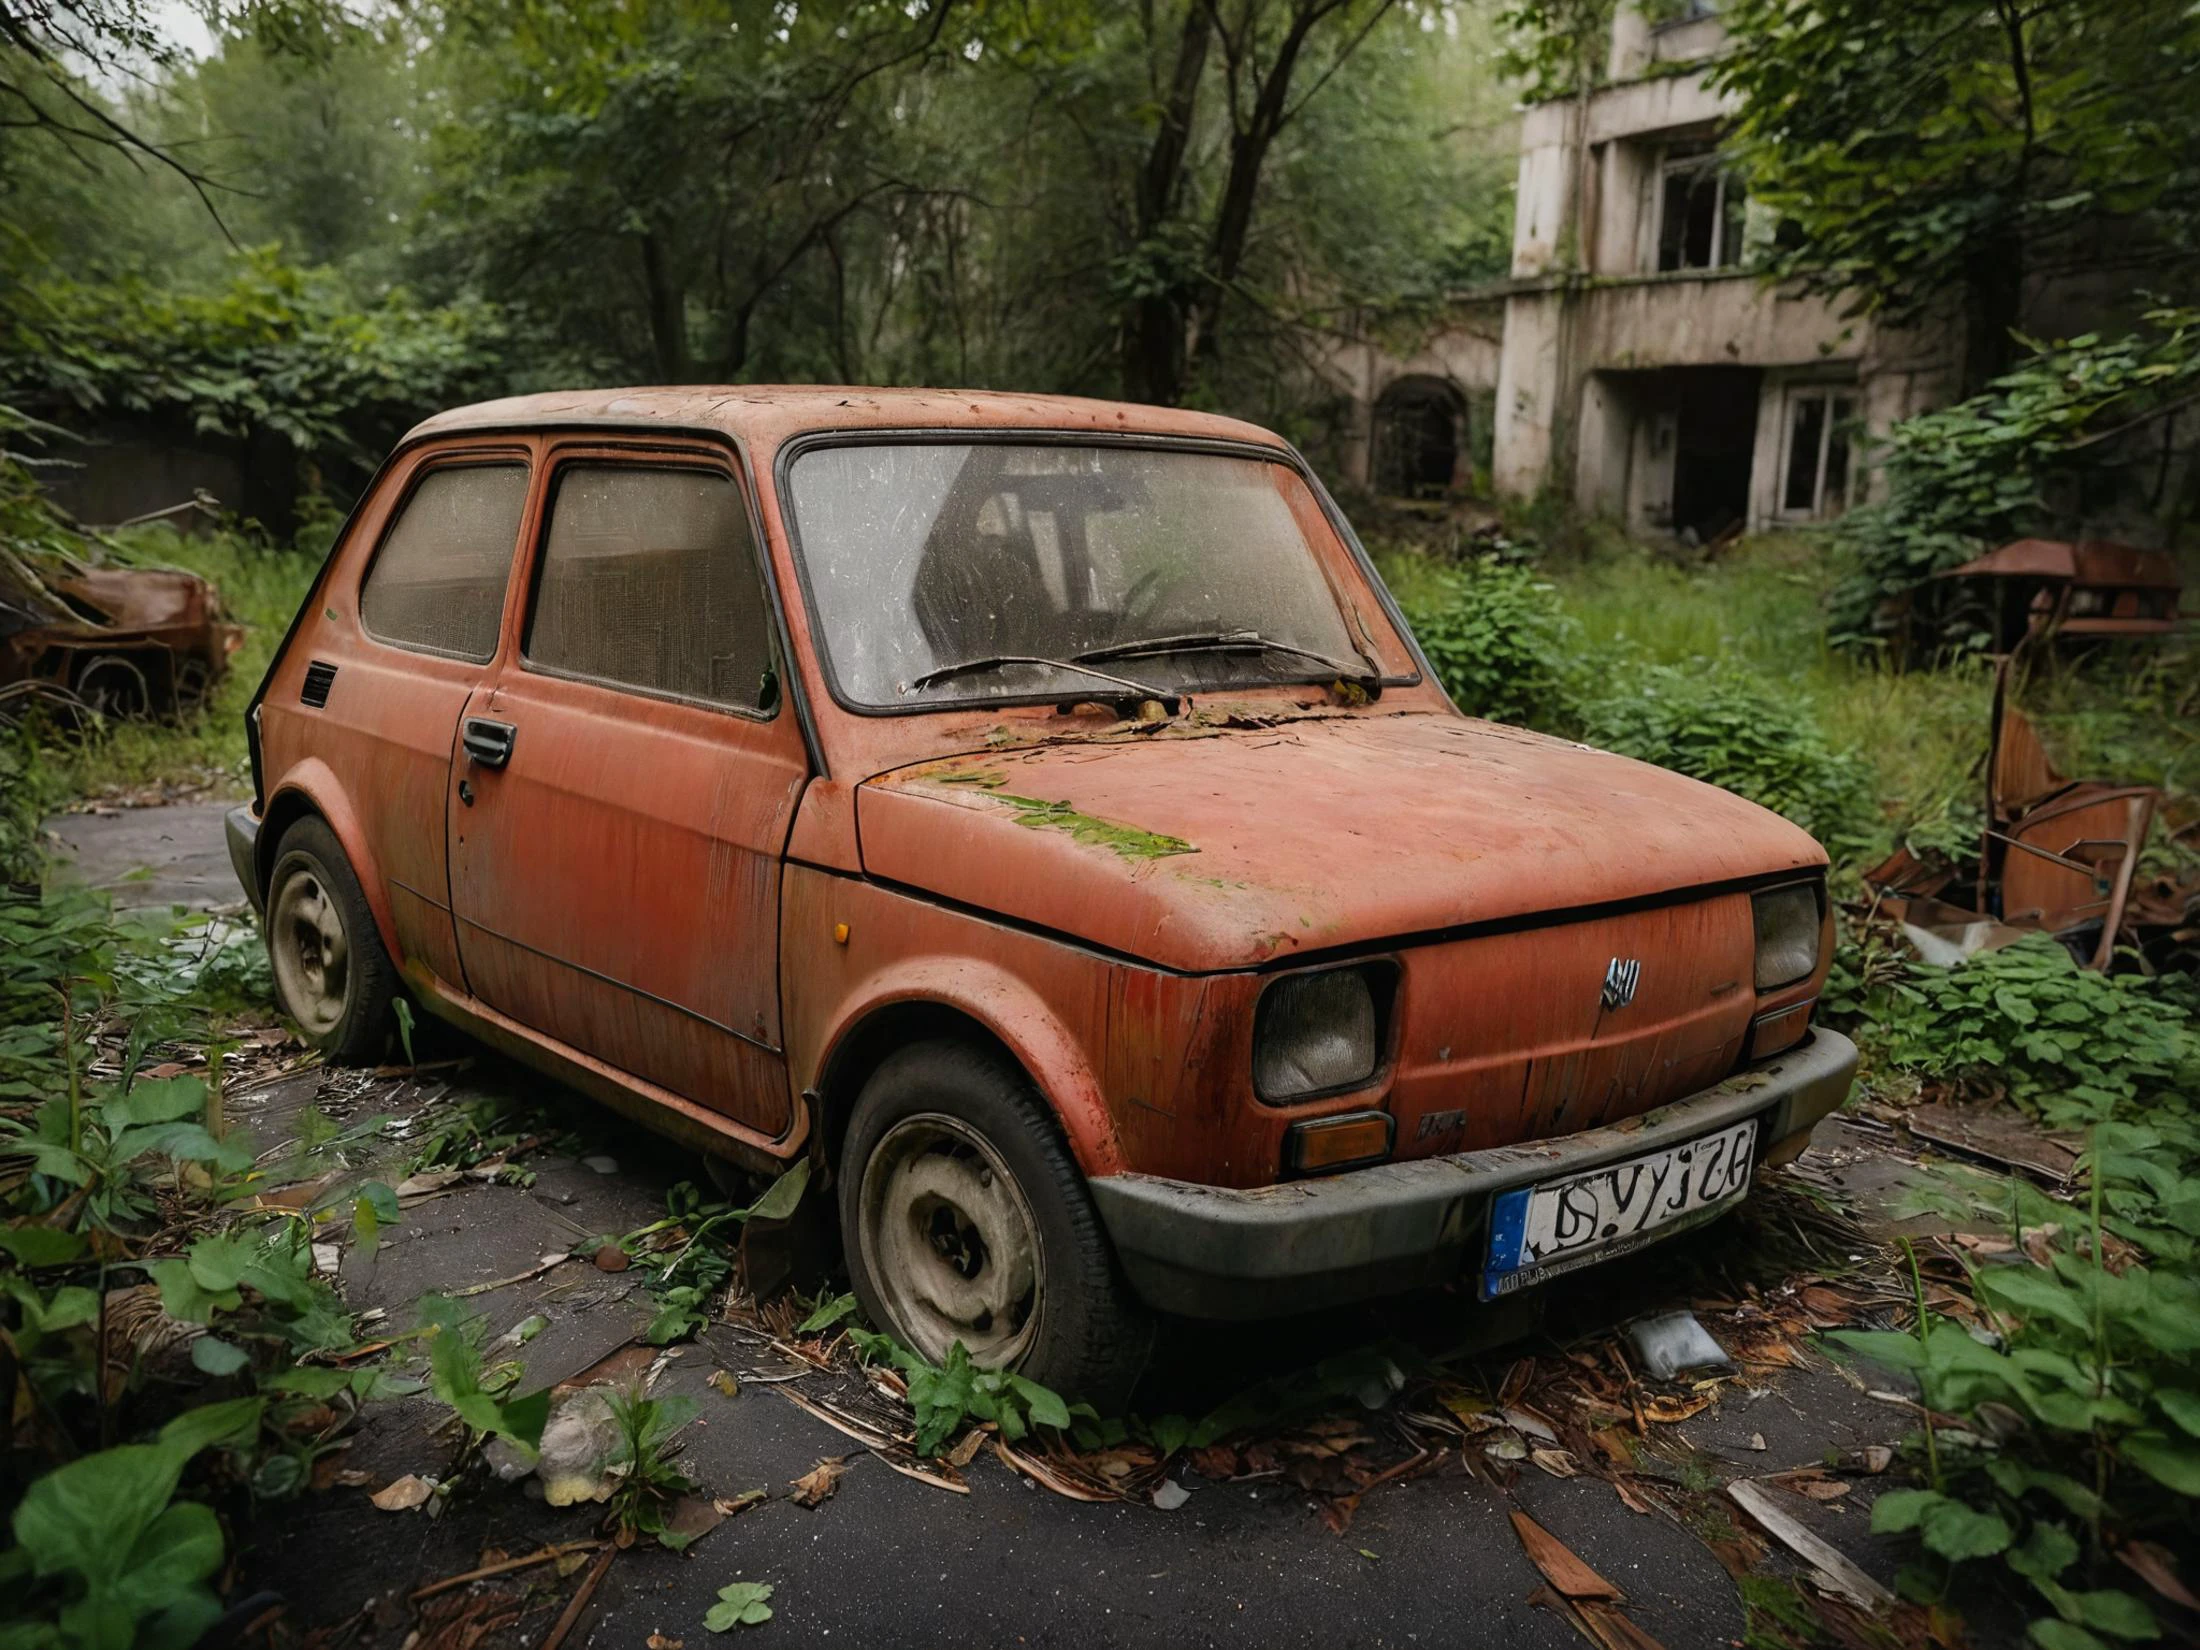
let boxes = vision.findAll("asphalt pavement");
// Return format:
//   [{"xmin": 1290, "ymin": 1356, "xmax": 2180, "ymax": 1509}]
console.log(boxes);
[{"xmin": 57, "ymin": 801, "xmax": 1933, "ymax": 1650}]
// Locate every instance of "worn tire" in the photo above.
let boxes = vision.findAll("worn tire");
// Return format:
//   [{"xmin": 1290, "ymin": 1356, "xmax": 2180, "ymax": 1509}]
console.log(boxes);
[
  {"xmin": 839, "ymin": 1039, "xmax": 1153, "ymax": 1410},
  {"xmin": 264, "ymin": 817, "xmax": 398, "ymax": 1065}
]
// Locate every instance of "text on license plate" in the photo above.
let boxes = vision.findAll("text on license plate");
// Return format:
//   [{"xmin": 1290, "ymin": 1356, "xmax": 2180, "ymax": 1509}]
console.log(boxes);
[{"xmin": 1480, "ymin": 1117, "xmax": 1758, "ymax": 1298}]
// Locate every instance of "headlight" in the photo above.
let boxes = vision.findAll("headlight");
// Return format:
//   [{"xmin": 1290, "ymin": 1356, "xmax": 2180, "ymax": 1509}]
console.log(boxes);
[
  {"xmin": 1255, "ymin": 966, "xmax": 1383, "ymax": 1101},
  {"xmin": 1752, "ymin": 882, "xmax": 1822, "ymax": 991}
]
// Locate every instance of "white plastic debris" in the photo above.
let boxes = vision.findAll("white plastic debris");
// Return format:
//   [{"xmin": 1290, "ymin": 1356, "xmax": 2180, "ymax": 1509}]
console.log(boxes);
[
  {"xmin": 1151, "ymin": 1479, "xmax": 1190, "ymax": 1510},
  {"xmin": 1626, "ymin": 1310, "xmax": 1734, "ymax": 1379}
]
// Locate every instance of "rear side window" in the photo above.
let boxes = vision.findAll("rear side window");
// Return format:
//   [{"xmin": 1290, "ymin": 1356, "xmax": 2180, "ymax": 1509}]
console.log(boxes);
[
  {"xmin": 523, "ymin": 465, "xmax": 778, "ymax": 714},
  {"xmin": 358, "ymin": 464, "xmax": 529, "ymax": 662}
]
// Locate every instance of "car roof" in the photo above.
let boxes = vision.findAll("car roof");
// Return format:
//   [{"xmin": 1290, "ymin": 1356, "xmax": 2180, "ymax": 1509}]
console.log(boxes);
[{"xmin": 405, "ymin": 386, "xmax": 1288, "ymax": 453}]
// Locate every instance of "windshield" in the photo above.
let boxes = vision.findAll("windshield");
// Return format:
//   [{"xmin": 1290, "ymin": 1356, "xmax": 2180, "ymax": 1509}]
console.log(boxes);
[{"xmin": 785, "ymin": 442, "xmax": 1372, "ymax": 708}]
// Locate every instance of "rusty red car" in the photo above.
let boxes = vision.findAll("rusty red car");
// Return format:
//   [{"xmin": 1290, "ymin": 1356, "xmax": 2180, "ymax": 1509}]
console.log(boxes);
[{"xmin": 228, "ymin": 388, "xmax": 1854, "ymax": 1401}]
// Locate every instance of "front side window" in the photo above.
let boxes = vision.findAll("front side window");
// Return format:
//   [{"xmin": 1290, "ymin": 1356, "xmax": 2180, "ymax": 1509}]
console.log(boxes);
[
  {"xmin": 358, "ymin": 463, "xmax": 529, "ymax": 661},
  {"xmin": 524, "ymin": 464, "xmax": 778, "ymax": 713},
  {"xmin": 785, "ymin": 442, "xmax": 1378, "ymax": 710}
]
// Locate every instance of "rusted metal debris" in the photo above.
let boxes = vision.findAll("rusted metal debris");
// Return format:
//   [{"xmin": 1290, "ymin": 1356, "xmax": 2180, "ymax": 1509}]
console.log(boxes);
[
  {"xmin": 1933, "ymin": 538, "xmax": 2187, "ymax": 652},
  {"xmin": 1864, "ymin": 659, "xmax": 2199, "ymax": 972},
  {"xmin": 0, "ymin": 542, "xmax": 242, "ymax": 724}
]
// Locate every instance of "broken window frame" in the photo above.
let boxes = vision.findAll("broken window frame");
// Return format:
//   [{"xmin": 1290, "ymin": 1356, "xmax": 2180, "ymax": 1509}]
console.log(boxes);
[
  {"xmin": 1654, "ymin": 147, "xmax": 1747, "ymax": 274},
  {"xmin": 1775, "ymin": 386, "xmax": 1858, "ymax": 522}
]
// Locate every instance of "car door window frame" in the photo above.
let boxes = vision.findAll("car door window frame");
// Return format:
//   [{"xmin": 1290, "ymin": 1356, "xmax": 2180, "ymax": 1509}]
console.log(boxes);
[
  {"xmin": 355, "ymin": 445, "xmax": 535, "ymax": 665},
  {"xmin": 514, "ymin": 441, "xmax": 785, "ymax": 724}
]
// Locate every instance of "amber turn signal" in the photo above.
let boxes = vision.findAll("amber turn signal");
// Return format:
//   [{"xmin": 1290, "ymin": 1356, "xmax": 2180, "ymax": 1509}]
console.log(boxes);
[
  {"xmin": 1746, "ymin": 998, "xmax": 1814, "ymax": 1061},
  {"xmin": 1286, "ymin": 1110, "xmax": 1394, "ymax": 1175}
]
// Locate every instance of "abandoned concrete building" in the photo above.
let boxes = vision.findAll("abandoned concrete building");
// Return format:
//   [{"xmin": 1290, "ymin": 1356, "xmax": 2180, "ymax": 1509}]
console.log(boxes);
[{"xmin": 1338, "ymin": 2, "xmax": 1963, "ymax": 540}]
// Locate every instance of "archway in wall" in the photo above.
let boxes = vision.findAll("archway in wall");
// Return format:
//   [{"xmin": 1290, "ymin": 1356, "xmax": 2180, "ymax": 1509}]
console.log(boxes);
[{"xmin": 1372, "ymin": 376, "xmax": 1466, "ymax": 499}]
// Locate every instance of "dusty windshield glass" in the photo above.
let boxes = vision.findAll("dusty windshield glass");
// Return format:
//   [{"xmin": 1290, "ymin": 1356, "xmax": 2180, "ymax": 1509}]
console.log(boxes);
[{"xmin": 786, "ymin": 443, "xmax": 1371, "ymax": 708}]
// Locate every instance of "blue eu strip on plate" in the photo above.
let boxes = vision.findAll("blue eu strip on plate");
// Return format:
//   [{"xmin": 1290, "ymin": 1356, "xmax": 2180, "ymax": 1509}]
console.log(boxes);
[{"xmin": 1479, "ymin": 1185, "xmax": 1532, "ymax": 1300}]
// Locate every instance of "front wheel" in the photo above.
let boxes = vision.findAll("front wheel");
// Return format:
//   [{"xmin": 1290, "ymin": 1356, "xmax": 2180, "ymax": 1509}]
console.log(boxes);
[
  {"xmin": 839, "ymin": 1040, "xmax": 1151, "ymax": 1409},
  {"xmin": 265, "ymin": 817, "xmax": 398, "ymax": 1065}
]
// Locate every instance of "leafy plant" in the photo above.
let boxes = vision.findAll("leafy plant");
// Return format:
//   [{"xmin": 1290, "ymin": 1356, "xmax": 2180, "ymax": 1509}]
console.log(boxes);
[
  {"xmin": 415, "ymin": 1295, "xmax": 550, "ymax": 1453},
  {"xmin": 1398, "ymin": 554, "xmax": 1583, "ymax": 729},
  {"xmin": 704, "ymin": 1583, "xmax": 775, "ymax": 1632},
  {"xmin": 602, "ymin": 1388, "xmax": 700, "ymax": 1550},
  {"xmin": 611, "ymin": 1162, "xmax": 811, "ymax": 1345},
  {"xmin": 1823, "ymin": 311, "xmax": 2200, "ymax": 650},
  {"xmin": 1850, "ymin": 937, "xmax": 2199, "ymax": 1133},
  {"xmin": 0, "ymin": 1398, "xmax": 264, "ymax": 1650},
  {"xmin": 846, "ymin": 1332, "xmax": 1073, "ymax": 1457},
  {"xmin": 1833, "ymin": 1126, "xmax": 2200, "ymax": 1646},
  {"xmin": 1574, "ymin": 663, "xmax": 1880, "ymax": 860}
]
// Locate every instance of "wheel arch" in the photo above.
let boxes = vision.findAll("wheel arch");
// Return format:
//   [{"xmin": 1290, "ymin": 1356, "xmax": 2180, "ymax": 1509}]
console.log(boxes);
[
  {"xmin": 256, "ymin": 759, "xmax": 402, "ymax": 964},
  {"xmin": 809, "ymin": 972, "xmax": 1126, "ymax": 1182}
]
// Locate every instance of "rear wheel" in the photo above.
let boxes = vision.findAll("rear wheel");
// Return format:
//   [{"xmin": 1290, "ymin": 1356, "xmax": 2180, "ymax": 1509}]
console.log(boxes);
[
  {"xmin": 839, "ymin": 1040, "xmax": 1151, "ymax": 1408},
  {"xmin": 265, "ymin": 818, "xmax": 397, "ymax": 1065}
]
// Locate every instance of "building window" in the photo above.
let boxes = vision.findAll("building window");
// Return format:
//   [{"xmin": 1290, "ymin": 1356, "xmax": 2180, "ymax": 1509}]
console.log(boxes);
[
  {"xmin": 1656, "ymin": 148, "xmax": 1746, "ymax": 272},
  {"xmin": 1779, "ymin": 389, "xmax": 1856, "ymax": 520}
]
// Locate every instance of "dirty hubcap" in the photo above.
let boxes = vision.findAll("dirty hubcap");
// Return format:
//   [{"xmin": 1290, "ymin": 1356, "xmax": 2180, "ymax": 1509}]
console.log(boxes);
[
  {"xmin": 860, "ymin": 1113, "xmax": 1041, "ymax": 1368},
  {"xmin": 270, "ymin": 868, "xmax": 350, "ymax": 1037}
]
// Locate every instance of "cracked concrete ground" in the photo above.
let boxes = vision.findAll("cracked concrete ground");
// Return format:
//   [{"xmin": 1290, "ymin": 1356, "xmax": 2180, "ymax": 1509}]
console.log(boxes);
[{"xmin": 61, "ymin": 802, "xmax": 1951, "ymax": 1650}]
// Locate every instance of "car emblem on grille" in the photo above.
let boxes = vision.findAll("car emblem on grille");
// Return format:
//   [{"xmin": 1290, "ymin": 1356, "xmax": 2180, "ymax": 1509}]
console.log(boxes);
[{"xmin": 1601, "ymin": 957, "xmax": 1641, "ymax": 1011}]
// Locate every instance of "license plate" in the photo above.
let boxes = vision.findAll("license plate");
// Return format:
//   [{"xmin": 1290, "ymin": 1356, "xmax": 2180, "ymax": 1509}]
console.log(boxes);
[{"xmin": 1479, "ymin": 1117, "xmax": 1759, "ymax": 1299}]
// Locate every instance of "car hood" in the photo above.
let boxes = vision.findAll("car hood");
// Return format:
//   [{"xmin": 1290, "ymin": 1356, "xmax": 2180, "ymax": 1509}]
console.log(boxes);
[{"xmin": 854, "ymin": 709, "xmax": 1826, "ymax": 972}]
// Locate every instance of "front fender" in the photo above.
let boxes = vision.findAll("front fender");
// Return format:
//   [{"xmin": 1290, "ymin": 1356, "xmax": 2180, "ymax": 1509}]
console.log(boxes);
[{"xmin": 782, "ymin": 869, "xmax": 1127, "ymax": 1177}]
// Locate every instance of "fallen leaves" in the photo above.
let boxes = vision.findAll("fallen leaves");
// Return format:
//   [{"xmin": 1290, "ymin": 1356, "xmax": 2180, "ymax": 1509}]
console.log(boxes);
[
  {"xmin": 1510, "ymin": 1511, "xmax": 1621, "ymax": 1600},
  {"xmin": 369, "ymin": 1474, "xmax": 436, "ymax": 1512},
  {"xmin": 789, "ymin": 1455, "xmax": 850, "ymax": 1509}
]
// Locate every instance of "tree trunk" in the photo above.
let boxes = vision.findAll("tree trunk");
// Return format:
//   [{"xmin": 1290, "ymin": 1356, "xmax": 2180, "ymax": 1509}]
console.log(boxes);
[
  {"xmin": 1120, "ymin": 2, "xmax": 1212, "ymax": 405},
  {"xmin": 640, "ymin": 232, "xmax": 689, "ymax": 382}
]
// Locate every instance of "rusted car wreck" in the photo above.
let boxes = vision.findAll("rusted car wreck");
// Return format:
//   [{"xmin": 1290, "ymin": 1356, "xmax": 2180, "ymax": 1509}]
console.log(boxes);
[
  {"xmin": 1867, "ymin": 660, "xmax": 2199, "ymax": 972},
  {"xmin": 228, "ymin": 388, "xmax": 1856, "ymax": 1400},
  {"xmin": 0, "ymin": 545, "xmax": 243, "ymax": 722}
]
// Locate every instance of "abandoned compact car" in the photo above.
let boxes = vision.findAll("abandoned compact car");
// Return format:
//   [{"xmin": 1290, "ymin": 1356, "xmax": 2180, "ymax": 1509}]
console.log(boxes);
[{"xmin": 228, "ymin": 388, "xmax": 1855, "ymax": 1400}]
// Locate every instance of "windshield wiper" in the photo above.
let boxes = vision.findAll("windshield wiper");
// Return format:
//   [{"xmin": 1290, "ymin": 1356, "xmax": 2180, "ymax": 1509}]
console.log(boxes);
[
  {"xmin": 903, "ymin": 653, "xmax": 1177, "ymax": 706},
  {"xmin": 1074, "ymin": 629, "xmax": 1377, "ymax": 685}
]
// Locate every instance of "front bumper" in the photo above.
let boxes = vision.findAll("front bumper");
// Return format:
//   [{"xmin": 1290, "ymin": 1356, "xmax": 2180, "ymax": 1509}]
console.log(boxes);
[
  {"xmin": 1088, "ymin": 1028, "xmax": 1858, "ymax": 1319},
  {"xmin": 225, "ymin": 805, "xmax": 262, "ymax": 916}
]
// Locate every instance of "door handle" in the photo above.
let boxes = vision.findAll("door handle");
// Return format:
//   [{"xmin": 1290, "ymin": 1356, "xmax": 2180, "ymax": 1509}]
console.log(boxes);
[{"xmin": 462, "ymin": 717, "xmax": 516, "ymax": 768}]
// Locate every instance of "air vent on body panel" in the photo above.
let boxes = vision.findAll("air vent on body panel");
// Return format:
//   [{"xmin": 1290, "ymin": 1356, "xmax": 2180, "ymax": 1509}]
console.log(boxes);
[{"xmin": 300, "ymin": 660, "xmax": 337, "ymax": 708}]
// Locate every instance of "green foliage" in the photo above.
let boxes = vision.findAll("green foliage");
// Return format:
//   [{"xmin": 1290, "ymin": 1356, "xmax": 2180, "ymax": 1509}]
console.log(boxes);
[
  {"xmin": 603, "ymin": 1388, "xmax": 701, "ymax": 1550},
  {"xmin": 1827, "ymin": 311, "xmax": 2200, "ymax": 649},
  {"xmin": 1575, "ymin": 663, "xmax": 1879, "ymax": 860},
  {"xmin": 704, "ymin": 1582, "xmax": 775, "ymax": 1632},
  {"xmin": 415, "ymin": 1295, "xmax": 551, "ymax": 1452},
  {"xmin": 0, "ymin": 249, "xmax": 513, "ymax": 476},
  {"xmin": 1832, "ymin": 1124, "xmax": 2200, "ymax": 1646},
  {"xmin": 5, "ymin": 1401, "xmax": 265, "ymax": 1650},
  {"xmin": 1496, "ymin": 0, "xmax": 1616, "ymax": 104},
  {"xmin": 1850, "ymin": 937, "xmax": 2199, "ymax": 1132},
  {"xmin": 1711, "ymin": 0, "xmax": 2200, "ymax": 353},
  {"xmin": 846, "ymin": 1332, "xmax": 1074, "ymax": 1457},
  {"xmin": 1398, "ymin": 554, "xmax": 1582, "ymax": 729},
  {"xmin": 609, "ymin": 1162, "xmax": 811, "ymax": 1345}
]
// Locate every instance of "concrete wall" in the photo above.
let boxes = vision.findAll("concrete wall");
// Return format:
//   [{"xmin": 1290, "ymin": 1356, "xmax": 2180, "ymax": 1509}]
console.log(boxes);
[{"xmin": 1318, "ymin": 303, "xmax": 1505, "ymax": 489}]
